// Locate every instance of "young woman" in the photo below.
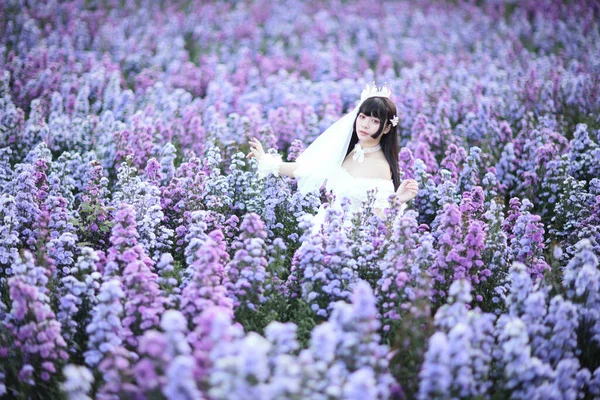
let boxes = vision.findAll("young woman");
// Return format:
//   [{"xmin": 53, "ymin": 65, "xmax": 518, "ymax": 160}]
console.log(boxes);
[{"xmin": 247, "ymin": 84, "xmax": 419, "ymax": 230}]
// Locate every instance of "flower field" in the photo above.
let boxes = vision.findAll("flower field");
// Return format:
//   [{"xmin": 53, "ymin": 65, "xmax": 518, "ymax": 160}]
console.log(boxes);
[{"xmin": 1, "ymin": 0, "xmax": 600, "ymax": 398}]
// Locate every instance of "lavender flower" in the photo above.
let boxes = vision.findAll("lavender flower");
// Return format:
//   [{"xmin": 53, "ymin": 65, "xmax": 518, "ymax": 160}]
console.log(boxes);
[
  {"xmin": 287, "ymin": 139, "xmax": 305, "ymax": 162},
  {"xmin": 0, "ymin": 194, "xmax": 20, "ymax": 270},
  {"xmin": 562, "ymin": 239, "xmax": 600, "ymax": 346},
  {"xmin": 590, "ymin": 367, "xmax": 600, "ymax": 398},
  {"xmin": 481, "ymin": 200, "xmax": 510, "ymax": 313},
  {"xmin": 188, "ymin": 306, "xmax": 245, "ymax": 384},
  {"xmin": 202, "ymin": 144, "xmax": 233, "ymax": 212},
  {"xmin": 77, "ymin": 160, "xmax": 112, "ymax": 248},
  {"xmin": 0, "ymin": 147, "xmax": 13, "ymax": 192},
  {"xmin": 225, "ymin": 213, "xmax": 269, "ymax": 311},
  {"xmin": 447, "ymin": 323, "xmax": 475, "ymax": 398},
  {"xmin": 61, "ymin": 364, "xmax": 94, "ymax": 400},
  {"xmin": 505, "ymin": 198, "xmax": 550, "ymax": 280},
  {"xmin": 294, "ymin": 205, "xmax": 358, "ymax": 318},
  {"xmin": 163, "ymin": 356, "xmax": 203, "ymax": 400},
  {"xmin": 181, "ymin": 230, "xmax": 234, "ymax": 327},
  {"xmin": 84, "ymin": 279, "xmax": 125, "ymax": 368},
  {"xmin": 112, "ymin": 158, "xmax": 174, "ymax": 260},
  {"xmin": 45, "ymin": 195, "xmax": 78, "ymax": 272},
  {"xmin": 418, "ymin": 332, "xmax": 451, "ymax": 399},
  {"xmin": 440, "ymin": 144, "xmax": 467, "ymax": 184},
  {"xmin": 569, "ymin": 124, "xmax": 600, "ymax": 183},
  {"xmin": 96, "ymin": 345, "xmax": 138, "ymax": 399},
  {"xmin": 9, "ymin": 163, "xmax": 41, "ymax": 250},
  {"xmin": 264, "ymin": 322, "xmax": 299, "ymax": 357},
  {"xmin": 57, "ymin": 247, "xmax": 101, "ymax": 349},
  {"xmin": 505, "ymin": 262, "xmax": 535, "ymax": 317},
  {"xmin": 376, "ymin": 210, "xmax": 422, "ymax": 331},
  {"xmin": 6, "ymin": 251, "xmax": 68, "ymax": 383},
  {"xmin": 412, "ymin": 159, "xmax": 438, "ymax": 225},
  {"xmin": 457, "ymin": 146, "xmax": 482, "ymax": 194},
  {"xmin": 159, "ymin": 142, "xmax": 177, "ymax": 186},
  {"xmin": 18, "ymin": 99, "xmax": 49, "ymax": 159},
  {"xmin": 105, "ymin": 205, "xmax": 169, "ymax": 348},
  {"xmin": 209, "ymin": 332, "xmax": 272, "ymax": 399},
  {"xmin": 155, "ymin": 252, "xmax": 180, "ymax": 305},
  {"xmin": 343, "ymin": 368, "xmax": 378, "ymax": 400},
  {"xmin": 539, "ymin": 296, "xmax": 579, "ymax": 368},
  {"xmin": 430, "ymin": 203, "xmax": 464, "ymax": 300},
  {"xmin": 48, "ymin": 150, "xmax": 95, "ymax": 206},
  {"xmin": 182, "ymin": 210, "xmax": 212, "ymax": 281},
  {"xmin": 227, "ymin": 151, "xmax": 264, "ymax": 215},
  {"xmin": 495, "ymin": 317, "xmax": 553, "ymax": 398}
]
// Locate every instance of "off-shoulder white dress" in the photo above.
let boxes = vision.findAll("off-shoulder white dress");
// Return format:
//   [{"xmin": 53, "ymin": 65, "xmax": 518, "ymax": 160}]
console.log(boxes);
[{"xmin": 309, "ymin": 166, "xmax": 406, "ymax": 232}]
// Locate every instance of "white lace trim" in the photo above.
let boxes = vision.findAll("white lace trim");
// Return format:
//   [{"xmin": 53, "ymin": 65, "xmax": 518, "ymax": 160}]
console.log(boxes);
[{"xmin": 257, "ymin": 154, "xmax": 282, "ymax": 178}]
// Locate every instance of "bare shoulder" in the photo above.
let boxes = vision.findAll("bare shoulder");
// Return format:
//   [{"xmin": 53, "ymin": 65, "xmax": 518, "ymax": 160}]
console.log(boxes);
[{"xmin": 368, "ymin": 158, "xmax": 392, "ymax": 180}]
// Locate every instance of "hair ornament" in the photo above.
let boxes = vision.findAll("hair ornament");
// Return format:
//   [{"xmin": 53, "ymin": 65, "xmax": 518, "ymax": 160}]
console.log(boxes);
[
  {"xmin": 390, "ymin": 115, "xmax": 399, "ymax": 127},
  {"xmin": 360, "ymin": 82, "xmax": 392, "ymax": 101}
]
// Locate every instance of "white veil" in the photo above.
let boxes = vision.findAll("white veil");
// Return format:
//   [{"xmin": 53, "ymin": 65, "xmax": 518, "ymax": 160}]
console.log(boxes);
[{"xmin": 293, "ymin": 103, "xmax": 360, "ymax": 195}]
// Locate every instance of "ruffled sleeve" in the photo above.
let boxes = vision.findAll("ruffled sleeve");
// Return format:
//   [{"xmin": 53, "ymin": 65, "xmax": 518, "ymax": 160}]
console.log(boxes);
[
  {"xmin": 372, "ymin": 181, "xmax": 408, "ymax": 215},
  {"xmin": 372, "ymin": 181, "xmax": 394, "ymax": 208}
]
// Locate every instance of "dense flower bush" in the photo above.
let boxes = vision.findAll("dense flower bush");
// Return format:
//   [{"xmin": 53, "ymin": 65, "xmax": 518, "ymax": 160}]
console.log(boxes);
[{"xmin": 1, "ymin": 0, "xmax": 599, "ymax": 398}]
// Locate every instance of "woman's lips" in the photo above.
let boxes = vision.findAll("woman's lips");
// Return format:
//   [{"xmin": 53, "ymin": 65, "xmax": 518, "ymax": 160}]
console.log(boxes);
[{"xmin": 359, "ymin": 130, "xmax": 368, "ymax": 136}]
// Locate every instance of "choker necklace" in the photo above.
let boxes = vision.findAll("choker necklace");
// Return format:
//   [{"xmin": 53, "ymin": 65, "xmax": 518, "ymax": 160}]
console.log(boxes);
[{"xmin": 352, "ymin": 143, "xmax": 381, "ymax": 163}]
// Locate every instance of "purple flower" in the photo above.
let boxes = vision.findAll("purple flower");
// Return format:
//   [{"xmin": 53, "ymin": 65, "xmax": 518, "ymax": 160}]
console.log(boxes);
[
  {"xmin": 6, "ymin": 251, "xmax": 68, "ymax": 385},
  {"xmin": 292, "ymin": 205, "xmax": 358, "ymax": 318},
  {"xmin": 429, "ymin": 202, "xmax": 486, "ymax": 301},
  {"xmin": 61, "ymin": 364, "xmax": 94, "ymax": 400},
  {"xmin": 504, "ymin": 198, "xmax": 549, "ymax": 281},
  {"xmin": 287, "ymin": 139, "xmax": 305, "ymax": 162},
  {"xmin": 84, "ymin": 279, "xmax": 125, "ymax": 368},
  {"xmin": 225, "ymin": 213, "xmax": 269, "ymax": 311},
  {"xmin": 495, "ymin": 317, "xmax": 553, "ymax": 397},
  {"xmin": 343, "ymin": 368, "xmax": 378, "ymax": 400},
  {"xmin": 181, "ymin": 230, "xmax": 234, "ymax": 327},
  {"xmin": 376, "ymin": 210, "xmax": 422, "ymax": 330},
  {"xmin": 457, "ymin": 146, "xmax": 482, "ymax": 194},
  {"xmin": 112, "ymin": 159, "xmax": 174, "ymax": 261},
  {"xmin": 77, "ymin": 160, "xmax": 112, "ymax": 248},
  {"xmin": 418, "ymin": 332, "xmax": 451, "ymax": 399},
  {"xmin": 538, "ymin": 296, "xmax": 579, "ymax": 367},
  {"xmin": 264, "ymin": 322, "xmax": 299, "ymax": 356},
  {"xmin": 163, "ymin": 356, "xmax": 203, "ymax": 400},
  {"xmin": 0, "ymin": 194, "xmax": 20, "ymax": 268},
  {"xmin": 562, "ymin": 239, "xmax": 600, "ymax": 346},
  {"xmin": 440, "ymin": 144, "xmax": 467, "ymax": 183},
  {"xmin": 569, "ymin": 124, "xmax": 600, "ymax": 183},
  {"xmin": 159, "ymin": 142, "xmax": 177, "ymax": 186}
]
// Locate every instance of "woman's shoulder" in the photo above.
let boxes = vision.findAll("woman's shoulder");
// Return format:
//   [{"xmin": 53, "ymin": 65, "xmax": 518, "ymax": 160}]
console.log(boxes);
[{"xmin": 369, "ymin": 158, "xmax": 392, "ymax": 180}]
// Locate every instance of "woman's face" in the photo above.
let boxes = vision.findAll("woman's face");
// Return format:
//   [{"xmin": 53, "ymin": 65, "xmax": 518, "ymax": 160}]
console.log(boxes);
[{"xmin": 355, "ymin": 112, "xmax": 388, "ymax": 145}]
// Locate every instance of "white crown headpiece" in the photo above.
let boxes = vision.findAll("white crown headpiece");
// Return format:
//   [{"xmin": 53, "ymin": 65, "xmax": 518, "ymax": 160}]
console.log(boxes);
[{"xmin": 360, "ymin": 82, "xmax": 392, "ymax": 101}]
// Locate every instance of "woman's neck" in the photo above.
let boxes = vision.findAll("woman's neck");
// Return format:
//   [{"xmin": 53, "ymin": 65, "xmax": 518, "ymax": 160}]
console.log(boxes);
[{"xmin": 358, "ymin": 140, "xmax": 382, "ymax": 149}]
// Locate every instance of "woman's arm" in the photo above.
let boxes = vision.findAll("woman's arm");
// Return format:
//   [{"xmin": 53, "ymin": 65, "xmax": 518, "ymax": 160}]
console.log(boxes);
[
  {"xmin": 396, "ymin": 179, "xmax": 419, "ymax": 203},
  {"xmin": 278, "ymin": 161, "xmax": 298, "ymax": 177},
  {"xmin": 246, "ymin": 137, "xmax": 298, "ymax": 178}
]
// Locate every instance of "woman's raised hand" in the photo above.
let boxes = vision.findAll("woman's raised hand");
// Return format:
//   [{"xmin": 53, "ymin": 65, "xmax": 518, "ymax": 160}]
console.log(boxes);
[
  {"xmin": 396, "ymin": 179, "xmax": 419, "ymax": 203},
  {"xmin": 246, "ymin": 137, "xmax": 266, "ymax": 161}
]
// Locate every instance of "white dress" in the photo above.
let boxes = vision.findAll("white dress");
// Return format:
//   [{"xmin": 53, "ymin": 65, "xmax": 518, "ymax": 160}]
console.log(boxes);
[{"xmin": 309, "ymin": 166, "xmax": 405, "ymax": 232}]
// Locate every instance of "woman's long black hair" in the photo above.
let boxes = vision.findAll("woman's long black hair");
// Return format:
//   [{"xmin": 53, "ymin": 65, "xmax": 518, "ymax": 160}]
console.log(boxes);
[{"xmin": 345, "ymin": 96, "xmax": 401, "ymax": 190}]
